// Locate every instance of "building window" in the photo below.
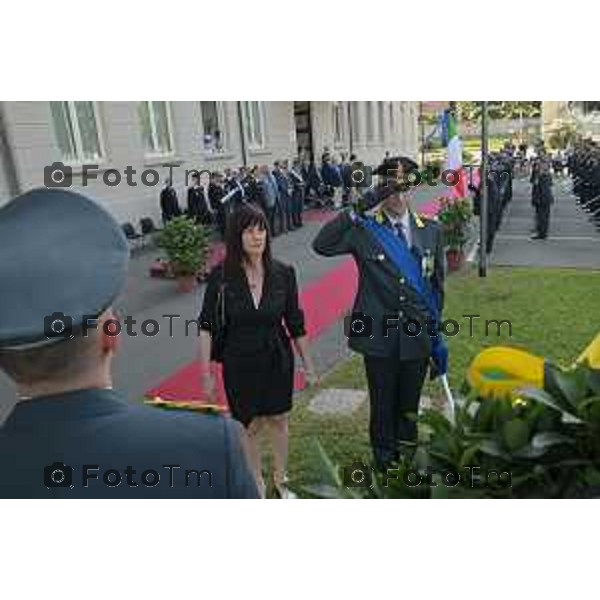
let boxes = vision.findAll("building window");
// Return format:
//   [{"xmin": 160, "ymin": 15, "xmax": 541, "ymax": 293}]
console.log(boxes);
[
  {"xmin": 333, "ymin": 102, "xmax": 345, "ymax": 145},
  {"xmin": 366, "ymin": 101, "xmax": 375, "ymax": 142},
  {"xmin": 242, "ymin": 101, "xmax": 265, "ymax": 149},
  {"xmin": 389, "ymin": 102, "xmax": 395, "ymax": 134},
  {"xmin": 200, "ymin": 101, "xmax": 226, "ymax": 152},
  {"xmin": 138, "ymin": 101, "xmax": 174, "ymax": 156},
  {"xmin": 378, "ymin": 101, "xmax": 386, "ymax": 142},
  {"xmin": 50, "ymin": 101, "xmax": 103, "ymax": 162}
]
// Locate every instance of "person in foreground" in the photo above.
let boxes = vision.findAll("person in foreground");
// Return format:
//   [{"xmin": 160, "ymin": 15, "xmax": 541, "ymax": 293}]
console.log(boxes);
[
  {"xmin": 312, "ymin": 157, "xmax": 448, "ymax": 471},
  {"xmin": 0, "ymin": 188, "xmax": 258, "ymax": 498},
  {"xmin": 199, "ymin": 203, "xmax": 317, "ymax": 498}
]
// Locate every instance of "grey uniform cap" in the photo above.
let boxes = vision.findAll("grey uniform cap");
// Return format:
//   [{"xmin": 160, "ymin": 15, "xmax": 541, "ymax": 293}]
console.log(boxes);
[{"xmin": 0, "ymin": 188, "xmax": 129, "ymax": 350}]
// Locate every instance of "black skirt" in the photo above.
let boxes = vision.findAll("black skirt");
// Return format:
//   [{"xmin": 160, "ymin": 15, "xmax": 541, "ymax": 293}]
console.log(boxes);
[{"xmin": 222, "ymin": 341, "xmax": 294, "ymax": 427}]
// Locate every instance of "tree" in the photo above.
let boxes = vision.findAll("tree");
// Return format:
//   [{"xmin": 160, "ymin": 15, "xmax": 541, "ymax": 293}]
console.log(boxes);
[{"xmin": 456, "ymin": 101, "xmax": 541, "ymax": 122}]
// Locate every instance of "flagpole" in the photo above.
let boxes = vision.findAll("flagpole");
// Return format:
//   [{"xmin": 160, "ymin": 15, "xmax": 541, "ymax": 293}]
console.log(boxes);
[
  {"xmin": 419, "ymin": 101, "xmax": 425, "ymax": 168},
  {"xmin": 479, "ymin": 101, "xmax": 489, "ymax": 278}
]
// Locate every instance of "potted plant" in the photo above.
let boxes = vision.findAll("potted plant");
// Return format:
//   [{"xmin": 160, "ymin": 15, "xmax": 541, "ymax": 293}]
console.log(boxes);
[
  {"xmin": 306, "ymin": 360, "xmax": 600, "ymax": 499},
  {"xmin": 436, "ymin": 196, "xmax": 473, "ymax": 272},
  {"xmin": 157, "ymin": 216, "xmax": 210, "ymax": 293}
]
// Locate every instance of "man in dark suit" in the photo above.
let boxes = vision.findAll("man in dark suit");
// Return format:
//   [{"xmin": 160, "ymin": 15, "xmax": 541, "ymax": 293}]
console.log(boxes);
[
  {"xmin": 187, "ymin": 172, "xmax": 213, "ymax": 226},
  {"xmin": 0, "ymin": 188, "xmax": 258, "ymax": 498},
  {"xmin": 312, "ymin": 157, "xmax": 447, "ymax": 470},
  {"xmin": 273, "ymin": 161, "xmax": 293, "ymax": 233},
  {"xmin": 208, "ymin": 171, "xmax": 227, "ymax": 237},
  {"xmin": 159, "ymin": 177, "xmax": 181, "ymax": 225},
  {"xmin": 289, "ymin": 158, "xmax": 305, "ymax": 228}
]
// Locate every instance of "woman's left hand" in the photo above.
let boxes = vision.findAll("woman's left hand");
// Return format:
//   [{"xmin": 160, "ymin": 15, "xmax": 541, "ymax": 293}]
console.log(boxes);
[{"xmin": 304, "ymin": 364, "xmax": 320, "ymax": 387}]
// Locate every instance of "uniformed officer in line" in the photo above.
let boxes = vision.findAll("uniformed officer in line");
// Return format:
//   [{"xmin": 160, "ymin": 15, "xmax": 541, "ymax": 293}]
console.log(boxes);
[
  {"xmin": 0, "ymin": 188, "xmax": 258, "ymax": 498},
  {"xmin": 471, "ymin": 158, "xmax": 500, "ymax": 254},
  {"xmin": 312, "ymin": 157, "xmax": 447, "ymax": 470},
  {"xmin": 530, "ymin": 155, "xmax": 554, "ymax": 240}
]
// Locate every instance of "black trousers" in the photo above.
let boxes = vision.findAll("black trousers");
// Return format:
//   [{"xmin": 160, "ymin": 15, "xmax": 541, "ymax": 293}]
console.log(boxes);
[
  {"xmin": 364, "ymin": 355, "xmax": 429, "ymax": 470},
  {"xmin": 535, "ymin": 202, "xmax": 551, "ymax": 238}
]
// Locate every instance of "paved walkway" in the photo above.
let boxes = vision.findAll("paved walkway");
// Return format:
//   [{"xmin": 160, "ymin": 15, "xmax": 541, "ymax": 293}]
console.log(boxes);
[{"xmin": 490, "ymin": 177, "xmax": 600, "ymax": 269}]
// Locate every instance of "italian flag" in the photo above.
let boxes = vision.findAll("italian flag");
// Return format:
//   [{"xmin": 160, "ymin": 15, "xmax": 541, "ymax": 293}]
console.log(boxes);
[{"xmin": 446, "ymin": 112, "xmax": 468, "ymax": 199}]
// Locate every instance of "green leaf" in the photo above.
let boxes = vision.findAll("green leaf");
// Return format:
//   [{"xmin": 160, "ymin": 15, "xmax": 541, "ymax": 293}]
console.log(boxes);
[
  {"xmin": 552, "ymin": 367, "xmax": 589, "ymax": 407},
  {"xmin": 583, "ymin": 468, "xmax": 600, "ymax": 487},
  {"xmin": 585, "ymin": 368, "xmax": 600, "ymax": 396},
  {"xmin": 459, "ymin": 443, "xmax": 481, "ymax": 469},
  {"xmin": 503, "ymin": 419, "xmax": 530, "ymax": 452},
  {"xmin": 577, "ymin": 395, "xmax": 600, "ymax": 411},
  {"xmin": 474, "ymin": 397, "xmax": 501, "ymax": 431},
  {"xmin": 579, "ymin": 397, "xmax": 600, "ymax": 424},
  {"xmin": 518, "ymin": 387, "xmax": 583, "ymax": 424},
  {"xmin": 479, "ymin": 439, "xmax": 512, "ymax": 461},
  {"xmin": 530, "ymin": 432, "xmax": 575, "ymax": 450},
  {"xmin": 512, "ymin": 445, "xmax": 548, "ymax": 460},
  {"xmin": 418, "ymin": 409, "xmax": 453, "ymax": 435},
  {"xmin": 430, "ymin": 474, "xmax": 450, "ymax": 499}
]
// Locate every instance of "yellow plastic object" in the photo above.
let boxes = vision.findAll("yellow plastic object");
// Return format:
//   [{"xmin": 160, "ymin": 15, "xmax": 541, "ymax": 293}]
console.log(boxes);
[
  {"xmin": 467, "ymin": 332, "xmax": 600, "ymax": 401},
  {"xmin": 466, "ymin": 346, "xmax": 545, "ymax": 401},
  {"xmin": 576, "ymin": 332, "xmax": 600, "ymax": 370}
]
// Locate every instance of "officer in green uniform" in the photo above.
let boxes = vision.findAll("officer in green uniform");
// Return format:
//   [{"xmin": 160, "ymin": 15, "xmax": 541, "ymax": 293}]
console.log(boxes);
[{"xmin": 312, "ymin": 157, "xmax": 447, "ymax": 470}]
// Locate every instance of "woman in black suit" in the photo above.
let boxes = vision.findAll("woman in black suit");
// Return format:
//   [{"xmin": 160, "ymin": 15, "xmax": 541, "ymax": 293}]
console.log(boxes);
[{"xmin": 198, "ymin": 204, "xmax": 317, "ymax": 498}]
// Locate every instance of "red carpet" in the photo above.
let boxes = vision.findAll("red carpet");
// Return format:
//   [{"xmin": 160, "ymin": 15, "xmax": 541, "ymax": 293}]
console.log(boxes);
[
  {"xmin": 145, "ymin": 258, "xmax": 357, "ymax": 412},
  {"xmin": 302, "ymin": 208, "xmax": 338, "ymax": 223}
]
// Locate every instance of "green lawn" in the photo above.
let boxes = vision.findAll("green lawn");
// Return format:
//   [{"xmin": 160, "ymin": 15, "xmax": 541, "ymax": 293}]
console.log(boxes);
[{"xmin": 288, "ymin": 265, "xmax": 600, "ymax": 494}]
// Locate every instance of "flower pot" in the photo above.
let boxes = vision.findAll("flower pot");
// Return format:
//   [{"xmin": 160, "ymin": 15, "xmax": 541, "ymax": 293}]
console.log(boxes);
[
  {"xmin": 446, "ymin": 249, "xmax": 465, "ymax": 272},
  {"xmin": 176, "ymin": 275, "xmax": 197, "ymax": 293}
]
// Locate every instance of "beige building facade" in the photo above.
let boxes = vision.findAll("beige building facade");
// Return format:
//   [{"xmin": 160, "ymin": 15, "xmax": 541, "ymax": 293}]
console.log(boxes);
[
  {"xmin": 0, "ymin": 101, "xmax": 418, "ymax": 225},
  {"xmin": 542, "ymin": 101, "xmax": 600, "ymax": 141}
]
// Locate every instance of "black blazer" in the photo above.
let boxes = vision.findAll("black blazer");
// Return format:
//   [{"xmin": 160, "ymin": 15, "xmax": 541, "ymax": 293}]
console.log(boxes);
[
  {"xmin": 187, "ymin": 186, "xmax": 212, "ymax": 224},
  {"xmin": 160, "ymin": 186, "xmax": 181, "ymax": 222},
  {"xmin": 0, "ymin": 388, "xmax": 258, "ymax": 498},
  {"xmin": 199, "ymin": 260, "xmax": 306, "ymax": 360},
  {"xmin": 312, "ymin": 208, "xmax": 445, "ymax": 361},
  {"xmin": 208, "ymin": 183, "xmax": 226, "ymax": 212}
]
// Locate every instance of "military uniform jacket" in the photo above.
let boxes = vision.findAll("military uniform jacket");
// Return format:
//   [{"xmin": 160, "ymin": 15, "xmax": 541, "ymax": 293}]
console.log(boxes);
[
  {"xmin": 312, "ymin": 208, "xmax": 445, "ymax": 361},
  {"xmin": 0, "ymin": 388, "xmax": 258, "ymax": 498}
]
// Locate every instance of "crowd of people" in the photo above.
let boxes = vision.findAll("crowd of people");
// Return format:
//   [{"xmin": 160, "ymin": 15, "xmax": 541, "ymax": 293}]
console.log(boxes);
[
  {"xmin": 468, "ymin": 138, "xmax": 590, "ymax": 247},
  {"xmin": 159, "ymin": 150, "xmax": 365, "ymax": 239},
  {"xmin": 569, "ymin": 139, "xmax": 600, "ymax": 230}
]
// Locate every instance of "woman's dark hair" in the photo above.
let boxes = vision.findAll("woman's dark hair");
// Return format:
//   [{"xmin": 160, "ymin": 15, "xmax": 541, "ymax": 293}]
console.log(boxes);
[{"xmin": 224, "ymin": 203, "xmax": 272, "ymax": 276}]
